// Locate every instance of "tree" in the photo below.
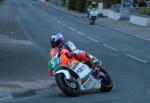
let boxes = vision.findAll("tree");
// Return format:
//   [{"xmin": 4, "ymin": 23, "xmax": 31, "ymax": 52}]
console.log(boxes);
[
  {"xmin": 68, "ymin": 0, "xmax": 88, "ymax": 12},
  {"xmin": 68, "ymin": 0, "xmax": 76, "ymax": 10},
  {"xmin": 102, "ymin": 0, "xmax": 121, "ymax": 8},
  {"xmin": 75, "ymin": 0, "xmax": 87, "ymax": 12},
  {"xmin": 60, "ymin": 0, "xmax": 66, "ymax": 7}
]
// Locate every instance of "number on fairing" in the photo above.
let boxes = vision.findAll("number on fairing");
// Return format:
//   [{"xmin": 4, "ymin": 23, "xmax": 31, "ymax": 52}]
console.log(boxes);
[{"xmin": 50, "ymin": 61, "xmax": 55, "ymax": 68}]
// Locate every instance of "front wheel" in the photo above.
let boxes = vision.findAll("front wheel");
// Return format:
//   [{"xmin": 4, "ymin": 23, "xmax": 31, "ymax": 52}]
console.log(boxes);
[
  {"xmin": 90, "ymin": 19, "xmax": 95, "ymax": 25},
  {"xmin": 92, "ymin": 19, "xmax": 95, "ymax": 25},
  {"xmin": 100, "ymin": 68, "xmax": 113, "ymax": 92},
  {"xmin": 55, "ymin": 73, "xmax": 81, "ymax": 96}
]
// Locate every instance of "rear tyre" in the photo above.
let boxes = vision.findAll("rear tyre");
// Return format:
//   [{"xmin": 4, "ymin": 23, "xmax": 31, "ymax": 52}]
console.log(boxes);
[
  {"xmin": 100, "ymin": 68, "xmax": 113, "ymax": 92},
  {"xmin": 55, "ymin": 73, "xmax": 80, "ymax": 96}
]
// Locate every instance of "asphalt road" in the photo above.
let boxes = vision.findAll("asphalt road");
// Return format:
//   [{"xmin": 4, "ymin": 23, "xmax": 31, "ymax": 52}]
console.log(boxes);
[{"xmin": 3, "ymin": 0, "xmax": 150, "ymax": 103}]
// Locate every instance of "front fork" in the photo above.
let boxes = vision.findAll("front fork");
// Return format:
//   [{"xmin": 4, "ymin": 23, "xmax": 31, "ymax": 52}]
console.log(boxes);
[
  {"xmin": 88, "ymin": 54, "xmax": 101, "ymax": 68},
  {"xmin": 88, "ymin": 55, "xmax": 103, "ymax": 80}
]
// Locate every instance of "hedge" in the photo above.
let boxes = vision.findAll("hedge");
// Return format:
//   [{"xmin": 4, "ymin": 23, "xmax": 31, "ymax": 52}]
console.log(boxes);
[{"xmin": 136, "ymin": 6, "xmax": 150, "ymax": 16}]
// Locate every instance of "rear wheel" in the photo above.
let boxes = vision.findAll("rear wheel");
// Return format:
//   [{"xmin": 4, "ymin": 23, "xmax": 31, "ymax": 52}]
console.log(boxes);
[
  {"xmin": 55, "ymin": 73, "xmax": 80, "ymax": 96},
  {"xmin": 100, "ymin": 68, "xmax": 113, "ymax": 92}
]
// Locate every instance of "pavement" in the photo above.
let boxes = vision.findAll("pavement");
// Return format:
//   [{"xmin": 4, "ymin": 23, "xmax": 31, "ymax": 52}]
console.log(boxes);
[
  {"xmin": 0, "ymin": 80, "xmax": 55, "ymax": 101},
  {"xmin": 45, "ymin": 1, "xmax": 150, "ymax": 42},
  {"xmin": 0, "ymin": 0, "xmax": 55, "ymax": 102}
]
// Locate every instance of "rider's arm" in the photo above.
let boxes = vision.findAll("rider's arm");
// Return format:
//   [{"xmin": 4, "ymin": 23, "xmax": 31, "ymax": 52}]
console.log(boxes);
[{"xmin": 65, "ymin": 41, "xmax": 77, "ymax": 51}]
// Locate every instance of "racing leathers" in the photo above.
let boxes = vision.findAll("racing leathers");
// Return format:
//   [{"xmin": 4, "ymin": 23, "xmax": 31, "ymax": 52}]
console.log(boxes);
[{"xmin": 49, "ymin": 41, "xmax": 100, "ymax": 71}]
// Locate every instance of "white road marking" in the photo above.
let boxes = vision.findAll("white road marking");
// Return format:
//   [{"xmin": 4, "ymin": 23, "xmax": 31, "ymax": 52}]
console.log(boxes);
[
  {"xmin": 38, "ymin": 10, "xmax": 71, "ymax": 31},
  {"xmin": 133, "ymin": 35, "xmax": 150, "ymax": 42},
  {"xmin": 68, "ymin": 27, "xmax": 75, "ymax": 31},
  {"xmin": 36, "ymin": 10, "xmax": 86, "ymax": 39},
  {"xmin": 56, "ymin": 20, "xmax": 62, "ymax": 24},
  {"xmin": 0, "ymin": 96, "xmax": 12, "ymax": 101},
  {"xmin": 143, "ymin": 38, "xmax": 150, "ymax": 42},
  {"xmin": 0, "ymin": 92, "xmax": 12, "ymax": 101},
  {"xmin": 102, "ymin": 44, "xmax": 119, "ymax": 52},
  {"xmin": 125, "ymin": 53, "xmax": 147, "ymax": 63},
  {"xmin": 39, "ymin": 12, "xmax": 49, "ymax": 18},
  {"xmin": 37, "ymin": 11, "xmax": 58, "ymax": 23},
  {"xmin": 48, "ymin": 17, "xmax": 58, "ymax": 22},
  {"xmin": 22, "ymin": 5, "xmax": 150, "ymax": 65},
  {"xmin": 10, "ymin": 32, "xmax": 15, "ymax": 34},
  {"xmin": 62, "ymin": 23, "xmax": 68, "ymax": 27},
  {"xmin": 86, "ymin": 36, "xmax": 99, "ymax": 43},
  {"xmin": 0, "ymin": 39, "xmax": 33, "ymax": 46},
  {"xmin": 77, "ymin": 31, "xmax": 85, "ymax": 36}
]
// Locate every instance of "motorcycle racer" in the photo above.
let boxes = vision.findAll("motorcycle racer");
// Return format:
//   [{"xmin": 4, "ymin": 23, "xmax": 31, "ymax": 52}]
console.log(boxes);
[
  {"xmin": 87, "ymin": 1, "xmax": 97, "ymax": 17},
  {"xmin": 48, "ymin": 33, "xmax": 100, "ymax": 75}
]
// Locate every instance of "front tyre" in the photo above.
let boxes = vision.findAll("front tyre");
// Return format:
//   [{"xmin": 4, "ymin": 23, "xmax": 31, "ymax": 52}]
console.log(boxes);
[
  {"xmin": 55, "ymin": 73, "xmax": 80, "ymax": 96},
  {"xmin": 100, "ymin": 68, "xmax": 113, "ymax": 92},
  {"xmin": 90, "ymin": 18, "xmax": 95, "ymax": 25},
  {"xmin": 92, "ymin": 19, "xmax": 95, "ymax": 25}
]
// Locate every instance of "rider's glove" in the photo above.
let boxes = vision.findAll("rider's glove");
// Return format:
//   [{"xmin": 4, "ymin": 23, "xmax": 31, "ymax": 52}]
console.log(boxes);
[
  {"xmin": 73, "ymin": 49, "xmax": 80, "ymax": 55},
  {"xmin": 65, "ymin": 52, "xmax": 75, "ymax": 58},
  {"xmin": 65, "ymin": 49, "xmax": 80, "ymax": 58}
]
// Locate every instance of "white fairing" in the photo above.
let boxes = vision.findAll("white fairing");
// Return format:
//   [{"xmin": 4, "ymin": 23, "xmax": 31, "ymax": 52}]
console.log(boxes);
[
  {"xmin": 73, "ymin": 62, "xmax": 99, "ymax": 90},
  {"xmin": 55, "ymin": 70, "xmax": 71, "ymax": 79},
  {"xmin": 90, "ymin": 10, "xmax": 98, "ymax": 17},
  {"xmin": 74, "ymin": 62, "xmax": 91, "ymax": 78}
]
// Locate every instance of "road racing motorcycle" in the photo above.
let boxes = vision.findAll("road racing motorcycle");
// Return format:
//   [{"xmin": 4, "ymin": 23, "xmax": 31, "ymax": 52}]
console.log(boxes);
[
  {"xmin": 88, "ymin": 8, "xmax": 98, "ymax": 25},
  {"xmin": 48, "ymin": 48, "xmax": 113, "ymax": 96}
]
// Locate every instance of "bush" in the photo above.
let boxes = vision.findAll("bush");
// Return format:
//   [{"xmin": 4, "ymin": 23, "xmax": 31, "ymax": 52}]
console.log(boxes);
[
  {"xmin": 135, "ymin": 6, "xmax": 150, "ymax": 16},
  {"xmin": 68, "ymin": 0, "xmax": 88, "ymax": 12},
  {"xmin": 79, "ymin": 0, "xmax": 90, "ymax": 12},
  {"xmin": 68, "ymin": 0, "xmax": 76, "ymax": 10},
  {"xmin": 75, "ymin": 0, "xmax": 81, "ymax": 11},
  {"xmin": 61, "ymin": 0, "xmax": 66, "ymax": 7},
  {"xmin": 111, "ymin": 0, "xmax": 121, "ymax": 5}
]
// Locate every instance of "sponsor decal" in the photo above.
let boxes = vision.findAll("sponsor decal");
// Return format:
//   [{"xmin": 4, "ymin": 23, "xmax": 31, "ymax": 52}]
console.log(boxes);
[
  {"xmin": 76, "ymin": 65, "xmax": 86, "ymax": 74},
  {"xmin": 69, "ymin": 61, "xmax": 79, "ymax": 69},
  {"xmin": 83, "ymin": 76, "xmax": 92, "ymax": 88},
  {"xmin": 81, "ymin": 72, "xmax": 91, "ymax": 84}
]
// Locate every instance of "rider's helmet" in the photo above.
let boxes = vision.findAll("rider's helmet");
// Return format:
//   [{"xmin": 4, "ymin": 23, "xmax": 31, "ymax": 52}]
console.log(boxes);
[
  {"xmin": 91, "ymin": 2, "xmax": 97, "ymax": 8},
  {"xmin": 50, "ymin": 33, "xmax": 64, "ymax": 48}
]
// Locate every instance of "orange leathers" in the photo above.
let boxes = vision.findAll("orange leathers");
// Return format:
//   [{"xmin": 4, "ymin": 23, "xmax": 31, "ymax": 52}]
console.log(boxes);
[
  {"xmin": 49, "ymin": 48, "xmax": 89, "ymax": 66},
  {"xmin": 59, "ymin": 48, "xmax": 76, "ymax": 66}
]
